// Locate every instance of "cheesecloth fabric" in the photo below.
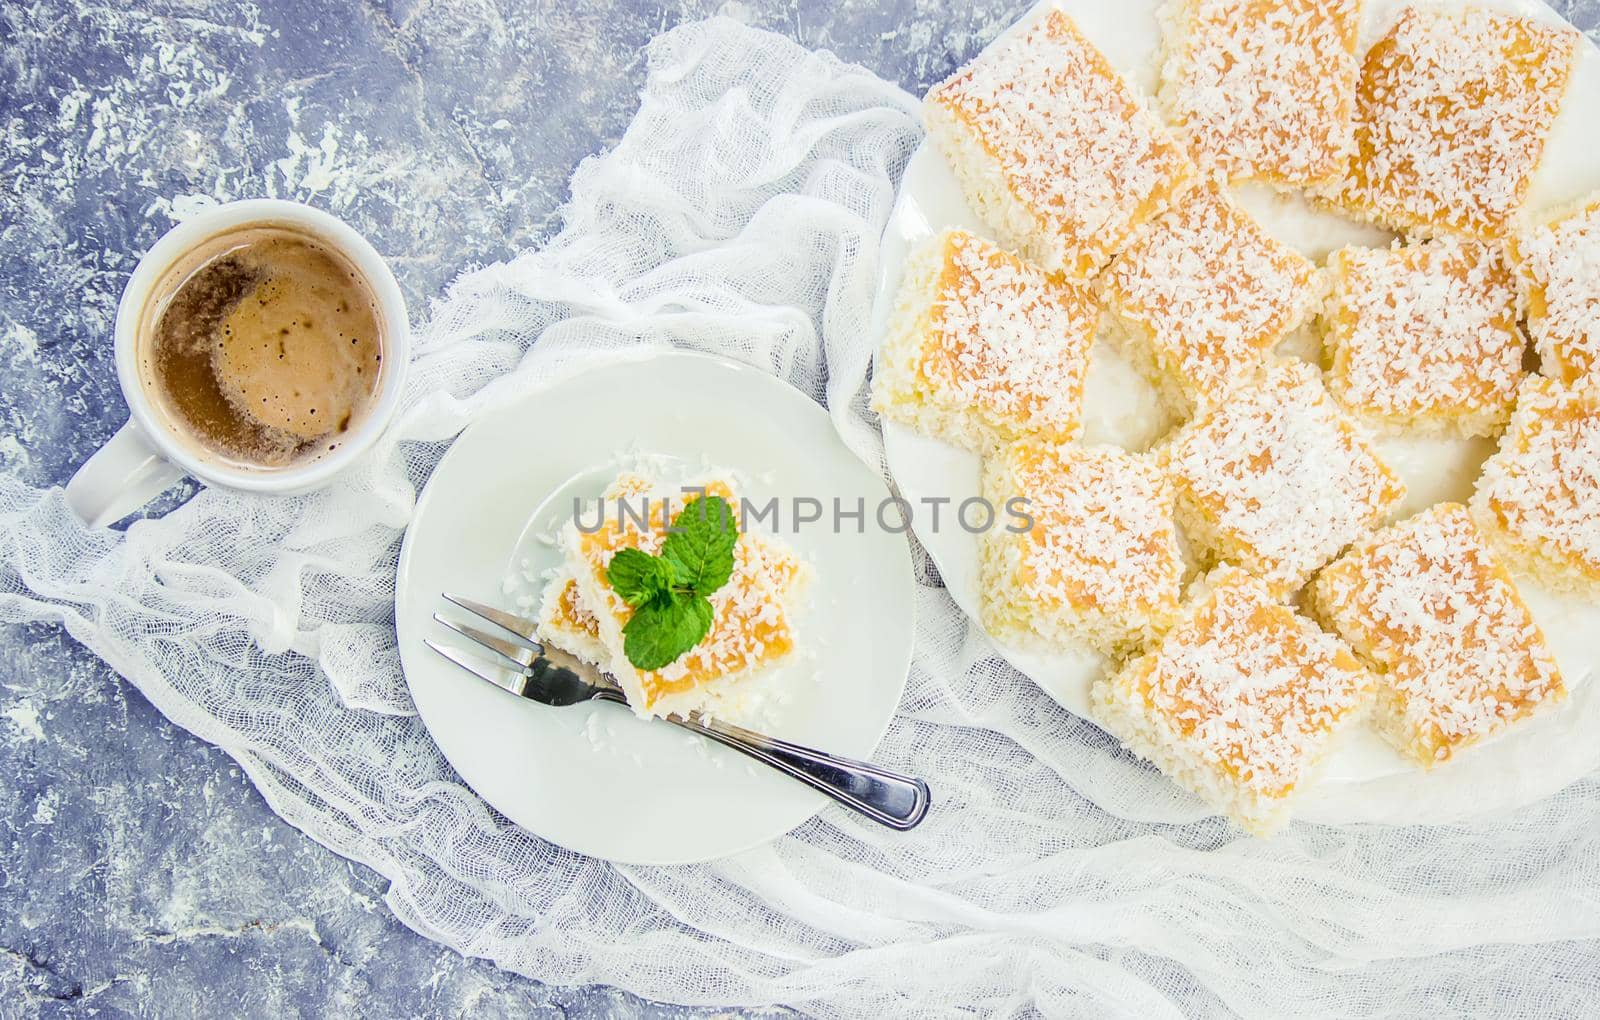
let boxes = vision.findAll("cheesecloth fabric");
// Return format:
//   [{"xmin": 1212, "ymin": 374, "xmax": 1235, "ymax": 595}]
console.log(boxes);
[{"xmin": 4, "ymin": 15, "xmax": 1600, "ymax": 1018}]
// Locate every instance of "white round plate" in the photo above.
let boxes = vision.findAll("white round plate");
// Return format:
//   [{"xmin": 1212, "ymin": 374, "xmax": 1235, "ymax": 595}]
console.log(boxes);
[
  {"xmin": 397, "ymin": 351, "xmax": 915, "ymax": 864},
  {"xmin": 875, "ymin": 0, "xmax": 1600, "ymax": 822}
]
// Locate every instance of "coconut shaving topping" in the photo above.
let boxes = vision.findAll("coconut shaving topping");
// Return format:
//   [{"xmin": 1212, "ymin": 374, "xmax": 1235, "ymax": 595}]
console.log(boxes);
[
  {"xmin": 1142, "ymin": 568, "xmax": 1370, "ymax": 794},
  {"xmin": 1317, "ymin": 504, "xmax": 1562, "ymax": 750},
  {"xmin": 1328, "ymin": 239, "xmax": 1523, "ymax": 420},
  {"xmin": 1332, "ymin": 5, "xmax": 1577, "ymax": 236},
  {"xmin": 1169, "ymin": 361, "xmax": 1402, "ymax": 587},
  {"xmin": 931, "ymin": 9, "xmax": 1192, "ymax": 274},
  {"xmin": 928, "ymin": 231, "xmax": 1096, "ymax": 435},
  {"xmin": 1163, "ymin": 0, "xmax": 1363, "ymax": 185}
]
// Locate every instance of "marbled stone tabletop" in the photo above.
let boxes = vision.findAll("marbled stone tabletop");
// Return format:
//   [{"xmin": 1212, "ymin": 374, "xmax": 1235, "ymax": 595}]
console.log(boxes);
[{"xmin": 2, "ymin": 0, "xmax": 1596, "ymax": 1016}]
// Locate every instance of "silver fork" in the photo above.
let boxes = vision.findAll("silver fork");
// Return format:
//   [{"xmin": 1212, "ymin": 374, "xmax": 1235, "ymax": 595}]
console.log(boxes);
[{"xmin": 426, "ymin": 593, "xmax": 930, "ymax": 831}]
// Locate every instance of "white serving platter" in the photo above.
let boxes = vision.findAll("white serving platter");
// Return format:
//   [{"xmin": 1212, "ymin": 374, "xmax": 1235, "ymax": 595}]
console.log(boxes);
[{"xmin": 875, "ymin": 0, "xmax": 1600, "ymax": 823}]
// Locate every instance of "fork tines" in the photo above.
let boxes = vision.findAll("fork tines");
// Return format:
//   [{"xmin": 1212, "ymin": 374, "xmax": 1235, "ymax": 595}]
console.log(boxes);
[{"xmin": 443, "ymin": 591, "xmax": 543, "ymax": 645}]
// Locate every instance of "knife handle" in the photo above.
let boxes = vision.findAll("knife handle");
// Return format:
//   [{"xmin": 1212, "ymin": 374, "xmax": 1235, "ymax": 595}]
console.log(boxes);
[{"xmin": 664, "ymin": 714, "xmax": 930, "ymax": 830}]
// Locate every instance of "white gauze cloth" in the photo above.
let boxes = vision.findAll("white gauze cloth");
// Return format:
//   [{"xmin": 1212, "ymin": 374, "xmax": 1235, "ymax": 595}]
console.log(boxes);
[{"xmin": 4, "ymin": 16, "xmax": 1600, "ymax": 1018}]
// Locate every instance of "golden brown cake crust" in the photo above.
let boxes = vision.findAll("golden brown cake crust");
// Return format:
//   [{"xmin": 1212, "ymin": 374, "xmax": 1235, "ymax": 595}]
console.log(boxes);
[
  {"xmin": 926, "ymin": 9, "xmax": 1194, "ymax": 277},
  {"xmin": 1323, "ymin": 239, "xmax": 1525, "ymax": 434},
  {"xmin": 1104, "ymin": 184, "xmax": 1317, "ymax": 411},
  {"xmin": 1092, "ymin": 566, "xmax": 1375, "ymax": 833},
  {"xmin": 1512, "ymin": 192, "xmax": 1600, "ymax": 384},
  {"xmin": 1325, "ymin": 6, "xmax": 1577, "ymax": 239},
  {"xmin": 1159, "ymin": 0, "xmax": 1363, "ymax": 188},
  {"xmin": 1311, "ymin": 503, "xmax": 1565, "ymax": 766}
]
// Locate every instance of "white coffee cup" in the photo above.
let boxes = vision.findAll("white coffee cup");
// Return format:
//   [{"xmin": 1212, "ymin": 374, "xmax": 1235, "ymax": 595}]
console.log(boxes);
[{"xmin": 65, "ymin": 199, "xmax": 410, "ymax": 528}]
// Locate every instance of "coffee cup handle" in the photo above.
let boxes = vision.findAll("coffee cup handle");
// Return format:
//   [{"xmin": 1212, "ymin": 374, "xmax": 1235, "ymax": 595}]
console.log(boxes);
[{"xmin": 64, "ymin": 420, "xmax": 189, "ymax": 528}]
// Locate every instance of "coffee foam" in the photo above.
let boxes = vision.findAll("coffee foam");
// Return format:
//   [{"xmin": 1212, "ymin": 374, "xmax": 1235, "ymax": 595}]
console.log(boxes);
[
  {"xmin": 213, "ymin": 245, "xmax": 379, "ymax": 439},
  {"xmin": 136, "ymin": 223, "xmax": 385, "ymax": 471}
]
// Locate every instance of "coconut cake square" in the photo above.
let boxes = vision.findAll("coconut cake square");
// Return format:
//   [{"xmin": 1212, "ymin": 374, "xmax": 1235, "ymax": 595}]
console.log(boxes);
[
  {"xmin": 1471, "ymin": 376, "xmax": 1600, "ymax": 597},
  {"xmin": 1309, "ymin": 503, "xmax": 1564, "ymax": 767},
  {"xmin": 1511, "ymin": 191, "xmax": 1600, "ymax": 384},
  {"xmin": 1103, "ymin": 183, "xmax": 1318, "ymax": 415},
  {"xmin": 1158, "ymin": 0, "xmax": 1364, "ymax": 188},
  {"xmin": 1323, "ymin": 5, "xmax": 1578, "ymax": 239},
  {"xmin": 924, "ymin": 8, "xmax": 1195, "ymax": 278},
  {"xmin": 872, "ymin": 229, "xmax": 1098, "ymax": 452},
  {"xmin": 548, "ymin": 472, "xmax": 808, "ymax": 719},
  {"xmin": 1091, "ymin": 566, "xmax": 1376, "ymax": 835},
  {"xmin": 1161, "ymin": 359, "xmax": 1405, "ymax": 591},
  {"xmin": 981, "ymin": 438, "xmax": 1184, "ymax": 656},
  {"xmin": 1323, "ymin": 238, "xmax": 1526, "ymax": 435}
]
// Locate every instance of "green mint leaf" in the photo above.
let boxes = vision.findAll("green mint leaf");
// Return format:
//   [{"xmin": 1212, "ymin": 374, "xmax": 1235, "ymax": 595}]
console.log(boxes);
[
  {"xmin": 605, "ymin": 547, "xmax": 675, "ymax": 607},
  {"xmin": 662, "ymin": 495, "xmax": 739, "ymax": 595},
  {"xmin": 622, "ymin": 593, "xmax": 714, "ymax": 671}
]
